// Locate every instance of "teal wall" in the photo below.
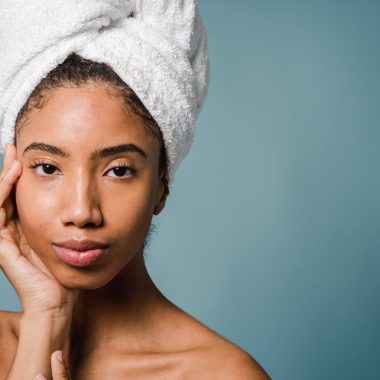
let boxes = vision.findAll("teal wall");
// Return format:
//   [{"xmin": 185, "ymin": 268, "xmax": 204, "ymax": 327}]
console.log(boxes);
[{"xmin": 1, "ymin": 1, "xmax": 379, "ymax": 378}]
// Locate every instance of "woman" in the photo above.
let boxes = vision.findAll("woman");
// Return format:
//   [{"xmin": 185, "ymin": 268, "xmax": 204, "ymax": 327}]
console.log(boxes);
[{"xmin": 0, "ymin": 2, "xmax": 270, "ymax": 379}]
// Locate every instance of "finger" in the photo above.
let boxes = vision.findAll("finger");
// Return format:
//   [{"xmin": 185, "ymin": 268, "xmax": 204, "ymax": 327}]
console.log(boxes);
[
  {"xmin": 0, "ymin": 205, "xmax": 14, "ymax": 230},
  {"xmin": 3, "ymin": 197, "xmax": 15, "ymax": 222},
  {"xmin": 0, "ymin": 160, "xmax": 22, "ymax": 208},
  {"xmin": 51, "ymin": 351, "xmax": 71, "ymax": 380},
  {"xmin": 1, "ymin": 144, "xmax": 17, "ymax": 177},
  {"xmin": 2, "ymin": 144, "xmax": 15, "ymax": 170},
  {"xmin": 35, "ymin": 374, "xmax": 47, "ymax": 380},
  {"xmin": 0, "ymin": 208, "xmax": 6, "ymax": 229},
  {"xmin": 0, "ymin": 144, "xmax": 21, "ymax": 204}
]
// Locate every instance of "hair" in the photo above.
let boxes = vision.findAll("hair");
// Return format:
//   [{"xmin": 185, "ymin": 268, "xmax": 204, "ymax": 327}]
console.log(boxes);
[{"xmin": 15, "ymin": 52, "xmax": 169, "ymax": 189}]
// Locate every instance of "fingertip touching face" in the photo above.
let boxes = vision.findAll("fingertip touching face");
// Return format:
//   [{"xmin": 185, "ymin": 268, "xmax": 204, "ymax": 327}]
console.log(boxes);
[{"xmin": 14, "ymin": 82, "xmax": 167, "ymax": 289}]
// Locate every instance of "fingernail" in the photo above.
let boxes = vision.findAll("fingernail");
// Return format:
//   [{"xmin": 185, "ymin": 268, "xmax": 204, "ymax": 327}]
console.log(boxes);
[
  {"xmin": 55, "ymin": 350, "xmax": 64, "ymax": 363},
  {"xmin": 35, "ymin": 375, "xmax": 46, "ymax": 380}
]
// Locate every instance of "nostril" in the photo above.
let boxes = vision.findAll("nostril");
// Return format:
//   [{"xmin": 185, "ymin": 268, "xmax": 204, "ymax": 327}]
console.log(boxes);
[
  {"xmin": 64, "ymin": 216, "xmax": 103, "ymax": 229},
  {"xmin": 83, "ymin": 220, "xmax": 103, "ymax": 229},
  {"xmin": 60, "ymin": 201, "xmax": 103, "ymax": 228}
]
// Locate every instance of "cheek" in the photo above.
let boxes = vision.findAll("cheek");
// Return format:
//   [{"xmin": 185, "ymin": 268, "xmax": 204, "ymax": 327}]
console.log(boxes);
[
  {"xmin": 104, "ymin": 181, "xmax": 157, "ymax": 240},
  {"xmin": 15, "ymin": 174, "xmax": 58, "ymax": 247},
  {"xmin": 104, "ymin": 164, "xmax": 160, "ymax": 219}
]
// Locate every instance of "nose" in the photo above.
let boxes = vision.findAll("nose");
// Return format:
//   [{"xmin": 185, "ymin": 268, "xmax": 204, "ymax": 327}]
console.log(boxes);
[{"xmin": 60, "ymin": 174, "xmax": 103, "ymax": 228}]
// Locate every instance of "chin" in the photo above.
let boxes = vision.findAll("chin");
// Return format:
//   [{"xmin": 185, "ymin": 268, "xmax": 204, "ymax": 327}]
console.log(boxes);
[
  {"xmin": 49, "ymin": 265, "xmax": 117, "ymax": 290},
  {"xmin": 59, "ymin": 278, "xmax": 114, "ymax": 291}
]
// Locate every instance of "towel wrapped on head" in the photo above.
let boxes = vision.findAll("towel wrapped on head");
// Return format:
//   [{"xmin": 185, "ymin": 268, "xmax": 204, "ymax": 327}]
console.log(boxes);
[{"xmin": 0, "ymin": 0, "xmax": 209, "ymax": 182}]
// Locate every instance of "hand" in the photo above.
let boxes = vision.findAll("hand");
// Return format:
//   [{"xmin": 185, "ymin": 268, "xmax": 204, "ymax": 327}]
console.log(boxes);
[
  {"xmin": 0, "ymin": 144, "xmax": 78, "ymax": 315},
  {"xmin": 35, "ymin": 351, "xmax": 72, "ymax": 380}
]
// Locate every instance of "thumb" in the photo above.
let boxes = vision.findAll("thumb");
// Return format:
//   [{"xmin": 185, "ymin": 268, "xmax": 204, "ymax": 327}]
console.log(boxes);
[
  {"xmin": 35, "ymin": 375, "xmax": 47, "ymax": 380},
  {"xmin": 51, "ymin": 351, "xmax": 71, "ymax": 380}
]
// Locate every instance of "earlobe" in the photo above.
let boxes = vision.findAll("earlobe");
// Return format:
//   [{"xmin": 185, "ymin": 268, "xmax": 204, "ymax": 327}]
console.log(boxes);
[
  {"xmin": 153, "ymin": 178, "xmax": 169, "ymax": 215},
  {"xmin": 153, "ymin": 203, "xmax": 163, "ymax": 215},
  {"xmin": 153, "ymin": 191, "xmax": 167, "ymax": 215}
]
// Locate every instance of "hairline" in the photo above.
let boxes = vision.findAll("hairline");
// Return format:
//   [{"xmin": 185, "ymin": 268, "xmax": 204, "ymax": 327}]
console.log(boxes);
[{"xmin": 16, "ymin": 80, "xmax": 155, "ymax": 138}]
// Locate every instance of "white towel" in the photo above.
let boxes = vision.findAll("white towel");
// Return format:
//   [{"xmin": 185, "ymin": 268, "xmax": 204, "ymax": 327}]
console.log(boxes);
[{"xmin": 0, "ymin": 0, "xmax": 209, "ymax": 181}]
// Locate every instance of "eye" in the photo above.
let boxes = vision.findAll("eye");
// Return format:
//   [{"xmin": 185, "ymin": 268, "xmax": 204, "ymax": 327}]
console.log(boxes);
[
  {"xmin": 105, "ymin": 165, "xmax": 135, "ymax": 178},
  {"xmin": 29, "ymin": 162, "xmax": 61, "ymax": 176}
]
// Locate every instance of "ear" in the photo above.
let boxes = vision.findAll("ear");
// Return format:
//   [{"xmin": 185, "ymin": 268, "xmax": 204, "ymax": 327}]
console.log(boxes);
[{"xmin": 153, "ymin": 172, "xmax": 169, "ymax": 215}]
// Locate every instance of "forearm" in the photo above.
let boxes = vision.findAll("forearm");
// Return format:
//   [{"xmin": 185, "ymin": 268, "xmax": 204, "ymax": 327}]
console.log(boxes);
[{"xmin": 5, "ymin": 312, "xmax": 71, "ymax": 380}]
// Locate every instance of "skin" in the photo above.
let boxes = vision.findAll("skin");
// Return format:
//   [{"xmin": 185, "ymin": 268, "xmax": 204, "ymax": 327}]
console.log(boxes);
[{"xmin": 0, "ymin": 83, "xmax": 270, "ymax": 379}]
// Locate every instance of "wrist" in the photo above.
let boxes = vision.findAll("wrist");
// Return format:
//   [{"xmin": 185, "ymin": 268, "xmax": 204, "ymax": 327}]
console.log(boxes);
[
  {"xmin": 21, "ymin": 308, "xmax": 72, "ymax": 321},
  {"xmin": 21, "ymin": 311, "xmax": 70, "ymax": 329},
  {"xmin": 20, "ymin": 309, "xmax": 73, "ymax": 341},
  {"xmin": 22, "ymin": 298, "xmax": 76, "ymax": 319}
]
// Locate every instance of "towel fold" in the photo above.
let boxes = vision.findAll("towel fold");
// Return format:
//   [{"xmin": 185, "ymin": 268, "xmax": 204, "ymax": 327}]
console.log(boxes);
[{"xmin": 0, "ymin": 0, "xmax": 209, "ymax": 181}]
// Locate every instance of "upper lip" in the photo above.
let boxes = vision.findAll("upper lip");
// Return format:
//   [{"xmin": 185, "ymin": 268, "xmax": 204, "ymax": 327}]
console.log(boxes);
[{"xmin": 53, "ymin": 239, "xmax": 109, "ymax": 252}]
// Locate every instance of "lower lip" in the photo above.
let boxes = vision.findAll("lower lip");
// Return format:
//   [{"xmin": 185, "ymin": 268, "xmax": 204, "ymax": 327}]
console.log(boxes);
[{"xmin": 53, "ymin": 245, "xmax": 108, "ymax": 267}]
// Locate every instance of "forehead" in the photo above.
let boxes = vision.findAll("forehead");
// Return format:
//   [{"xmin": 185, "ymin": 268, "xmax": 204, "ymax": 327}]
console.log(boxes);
[{"xmin": 16, "ymin": 83, "xmax": 157, "ymax": 153}]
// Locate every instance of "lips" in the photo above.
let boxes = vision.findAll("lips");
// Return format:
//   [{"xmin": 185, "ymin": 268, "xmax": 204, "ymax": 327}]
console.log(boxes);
[{"xmin": 52, "ymin": 239, "xmax": 109, "ymax": 267}]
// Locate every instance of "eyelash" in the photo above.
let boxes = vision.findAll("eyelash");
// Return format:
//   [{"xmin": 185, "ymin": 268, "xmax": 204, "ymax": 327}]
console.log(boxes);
[
  {"xmin": 28, "ymin": 160, "xmax": 61, "ymax": 176},
  {"xmin": 105, "ymin": 164, "xmax": 136, "ymax": 178},
  {"xmin": 28, "ymin": 161, "xmax": 136, "ymax": 178}
]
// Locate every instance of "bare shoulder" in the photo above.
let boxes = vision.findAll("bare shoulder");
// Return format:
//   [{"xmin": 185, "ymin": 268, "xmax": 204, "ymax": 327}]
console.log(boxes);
[
  {"xmin": 0, "ymin": 310, "xmax": 21, "ymax": 376},
  {"xmin": 196, "ymin": 333, "xmax": 271, "ymax": 380},
  {"xmin": 172, "ymin": 309, "xmax": 271, "ymax": 379},
  {"xmin": 209, "ymin": 339, "xmax": 271, "ymax": 379}
]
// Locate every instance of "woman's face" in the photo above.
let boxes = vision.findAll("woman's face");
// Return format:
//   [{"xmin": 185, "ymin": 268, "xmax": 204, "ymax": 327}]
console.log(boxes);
[{"xmin": 15, "ymin": 83, "xmax": 166, "ymax": 289}]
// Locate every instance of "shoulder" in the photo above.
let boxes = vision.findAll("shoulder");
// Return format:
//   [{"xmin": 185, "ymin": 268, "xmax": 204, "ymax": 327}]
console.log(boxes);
[
  {"xmin": 214, "ymin": 343, "xmax": 270, "ymax": 379},
  {"xmin": 196, "ymin": 335, "xmax": 271, "ymax": 380},
  {"xmin": 173, "ymin": 312, "xmax": 270, "ymax": 379},
  {"xmin": 114, "ymin": 300, "xmax": 270, "ymax": 379},
  {"xmin": 0, "ymin": 310, "xmax": 21, "ymax": 375}
]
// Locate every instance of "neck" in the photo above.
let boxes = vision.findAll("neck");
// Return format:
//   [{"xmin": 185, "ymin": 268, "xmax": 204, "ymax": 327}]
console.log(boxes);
[{"xmin": 65, "ymin": 250, "xmax": 167, "ymax": 367}]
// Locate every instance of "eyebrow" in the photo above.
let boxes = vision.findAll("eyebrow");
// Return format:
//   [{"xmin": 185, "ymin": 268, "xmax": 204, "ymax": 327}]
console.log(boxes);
[
  {"xmin": 23, "ymin": 142, "xmax": 68, "ymax": 158},
  {"xmin": 90, "ymin": 144, "xmax": 147, "ymax": 160},
  {"xmin": 23, "ymin": 142, "xmax": 148, "ymax": 160}
]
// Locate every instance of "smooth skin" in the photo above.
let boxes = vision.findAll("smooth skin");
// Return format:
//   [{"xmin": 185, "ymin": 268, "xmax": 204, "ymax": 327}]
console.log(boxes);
[{"xmin": 0, "ymin": 83, "xmax": 270, "ymax": 379}]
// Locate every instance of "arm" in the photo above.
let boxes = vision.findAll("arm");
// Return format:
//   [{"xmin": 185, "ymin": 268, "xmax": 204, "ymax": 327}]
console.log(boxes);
[{"xmin": 5, "ymin": 311, "xmax": 72, "ymax": 380}]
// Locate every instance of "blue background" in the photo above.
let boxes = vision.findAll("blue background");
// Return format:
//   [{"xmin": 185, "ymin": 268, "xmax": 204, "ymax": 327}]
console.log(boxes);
[{"xmin": 1, "ymin": 1, "xmax": 379, "ymax": 379}]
